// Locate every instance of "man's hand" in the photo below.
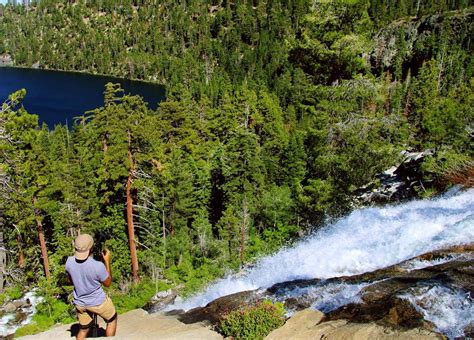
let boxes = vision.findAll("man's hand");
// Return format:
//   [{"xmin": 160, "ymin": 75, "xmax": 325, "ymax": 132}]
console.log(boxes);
[
  {"xmin": 102, "ymin": 249, "xmax": 111, "ymax": 264},
  {"xmin": 101, "ymin": 249, "xmax": 113, "ymax": 287}
]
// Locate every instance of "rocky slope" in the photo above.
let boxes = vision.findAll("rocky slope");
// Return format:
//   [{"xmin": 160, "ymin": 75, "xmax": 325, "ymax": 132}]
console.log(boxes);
[
  {"xmin": 173, "ymin": 244, "xmax": 473, "ymax": 339},
  {"xmin": 15, "ymin": 307, "xmax": 446, "ymax": 340},
  {"xmin": 16, "ymin": 309, "xmax": 222, "ymax": 340},
  {"xmin": 266, "ymin": 309, "xmax": 443, "ymax": 340}
]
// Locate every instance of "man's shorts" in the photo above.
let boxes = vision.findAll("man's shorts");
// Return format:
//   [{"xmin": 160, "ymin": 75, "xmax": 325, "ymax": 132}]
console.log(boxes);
[{"xmin": 76, "ymin": 296, "xmax": 117, "ymax": 328}]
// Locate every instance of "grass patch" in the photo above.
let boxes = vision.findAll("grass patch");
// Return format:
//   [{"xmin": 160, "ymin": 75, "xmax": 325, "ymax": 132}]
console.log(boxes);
[{"xmin": 0, "ymin": 284, "xmax": 24, "ymax": 305}]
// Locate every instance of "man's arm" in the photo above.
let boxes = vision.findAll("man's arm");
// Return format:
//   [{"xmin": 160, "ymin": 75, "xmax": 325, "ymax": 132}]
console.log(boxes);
[{"xmin": 101, "ymin": 249, "xmax": 112, "ymax": 287}]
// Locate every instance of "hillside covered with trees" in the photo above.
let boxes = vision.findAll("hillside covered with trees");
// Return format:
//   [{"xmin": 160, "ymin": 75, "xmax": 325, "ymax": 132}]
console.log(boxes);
[{"xmin": 0, "ymin": 0, "xmax": 472, "ymax": 327}]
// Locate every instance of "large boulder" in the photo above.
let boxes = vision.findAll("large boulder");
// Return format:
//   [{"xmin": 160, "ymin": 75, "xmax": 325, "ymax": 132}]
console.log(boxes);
[
  {"xmin": 2, "ymin": 302, "xmax": 16, "ymax": 313},
  {"xmin": 143, "ymin": 288, "xmax": 178, "ymax": 313},
  {"xmin": 176, "ymin": 290, "xmax": 262, "ymax": 325},
  {"xmin": 12, "ymin": 299, "xmax": 31, "ymax": 309}
]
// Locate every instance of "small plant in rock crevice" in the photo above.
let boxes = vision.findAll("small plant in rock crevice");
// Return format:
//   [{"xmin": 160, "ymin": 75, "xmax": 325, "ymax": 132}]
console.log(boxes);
[{"xmin": 218, "ymin": 300, "xmax": 286, "ymax": 340}]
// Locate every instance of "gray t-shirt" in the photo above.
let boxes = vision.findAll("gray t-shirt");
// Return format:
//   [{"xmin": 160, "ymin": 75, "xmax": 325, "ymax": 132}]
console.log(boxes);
[{"xmin": 66, "ymin": 256, "xmax": 109, "ymax": 307}]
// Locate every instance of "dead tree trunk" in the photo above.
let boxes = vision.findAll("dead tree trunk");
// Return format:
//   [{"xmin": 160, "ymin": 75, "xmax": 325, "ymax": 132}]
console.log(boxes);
[{"xmin": 240, "ymin": 200, "xmax": 249, "ymax": 267}]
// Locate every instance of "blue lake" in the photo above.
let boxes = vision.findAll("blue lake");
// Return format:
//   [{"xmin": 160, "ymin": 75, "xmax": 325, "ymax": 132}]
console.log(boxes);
[{"xmin": 0, "ymin": 67, "xmax": 165, "ymax": 127}]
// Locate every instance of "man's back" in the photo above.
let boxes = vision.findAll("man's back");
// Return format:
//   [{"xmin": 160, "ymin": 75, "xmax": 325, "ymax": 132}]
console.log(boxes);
[{"xmin": 66, "ymin": 256, "xmax": 109, "ymax": 307}]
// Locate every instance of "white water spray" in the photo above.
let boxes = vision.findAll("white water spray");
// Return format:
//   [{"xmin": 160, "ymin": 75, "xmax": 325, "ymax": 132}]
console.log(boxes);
[
  {"xmin": 170, "ymin": 188, "xmax": 474, "ymax": 311},
  {"xmin": 401, "ymin": 285, "xmax": 474, "ymax": 339}
]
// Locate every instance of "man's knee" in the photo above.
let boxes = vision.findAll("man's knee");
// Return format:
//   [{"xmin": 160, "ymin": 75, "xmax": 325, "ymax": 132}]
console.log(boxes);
[{"xmin": 104, "ymin": 312, "xmax": 117, "ymax": 324}]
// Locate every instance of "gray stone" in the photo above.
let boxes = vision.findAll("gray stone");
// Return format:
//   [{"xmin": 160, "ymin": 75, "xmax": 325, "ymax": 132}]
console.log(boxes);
[
  {"xmin": 266, "ymin": 308, "xmax": 324, "ymax": 340},
  {"xmin": 13, "ymin": 299, "xmax": 31, "ymax": 309},
  {"xmin": 3, "ymin": 302, "xmax": 16, "ymax": 313}
]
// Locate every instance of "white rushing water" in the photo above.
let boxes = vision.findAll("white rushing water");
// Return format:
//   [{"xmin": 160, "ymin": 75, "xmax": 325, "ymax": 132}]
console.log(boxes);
[
  {"xmin": 401, "ymin": 285, "xmax": 474, "ymax": 339},
  {"xmin": 170, "ymin": 188, "xmax": 473, "ymax": 311},
  {"xmin": 272, "ymin": 281, "xmax": 371, "ymax": 315},
  {"xmin": 400, "ymin": 253, "xmax": 473, "ymax": 271}
]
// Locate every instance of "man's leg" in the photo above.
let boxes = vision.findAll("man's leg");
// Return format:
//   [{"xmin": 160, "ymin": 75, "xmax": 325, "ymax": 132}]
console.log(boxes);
[
  {"xmin": 75, "ymin": 306, "xmax": 92, "ymax": 340},
  {"xmin": 91, "ymin": 296, "xmax": 117, "ymax": 337},
  {"xmin": 76, "ymin": 327, "xmax": 89, "ymax": 340},
  {"xmin": 106, "ymin": 317, "xmax": 117, "ymax": 336}
]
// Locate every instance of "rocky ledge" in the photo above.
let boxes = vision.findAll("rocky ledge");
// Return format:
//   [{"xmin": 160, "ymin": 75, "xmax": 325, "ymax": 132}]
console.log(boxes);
[
  {"xmin": 169, "ymin": 244, "xmax": 473, "ymax": 339},
  {"xmin": 266, "ymin": 309, "xmax": 443, "ymax": 340}
]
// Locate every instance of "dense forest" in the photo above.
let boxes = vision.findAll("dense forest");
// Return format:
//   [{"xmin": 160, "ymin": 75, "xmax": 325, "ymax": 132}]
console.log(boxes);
[{"xmin": 0, "ymin": 0, "xmax": 472, "ymax": 312}]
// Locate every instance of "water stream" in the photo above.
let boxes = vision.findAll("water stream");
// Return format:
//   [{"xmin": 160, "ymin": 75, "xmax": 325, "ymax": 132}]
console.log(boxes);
[
  {"xmin": 169, "ymin": 188, "xmax": 474, "ymax": 337},
  {"xmin": 0, "ymin": 291, "xmax": 43, "ymax": 337}
]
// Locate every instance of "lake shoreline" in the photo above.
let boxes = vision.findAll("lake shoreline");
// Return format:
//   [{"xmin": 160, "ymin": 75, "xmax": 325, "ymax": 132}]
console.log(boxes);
[{"xmin": 0, "ymin": 63, "xmax": 166, "ymax": 87}]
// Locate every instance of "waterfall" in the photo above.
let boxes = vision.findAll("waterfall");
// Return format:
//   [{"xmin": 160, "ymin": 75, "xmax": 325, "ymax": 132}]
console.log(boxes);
[{"xmin": 170, "ymin": 188, "xmax": 473, "ymax": 311}]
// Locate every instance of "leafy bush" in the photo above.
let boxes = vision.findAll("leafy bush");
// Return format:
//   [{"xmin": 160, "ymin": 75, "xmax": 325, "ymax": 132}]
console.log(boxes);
[
  {"xmin": 0, "ymin": 284, "xmax": 24, "ymax": 304},
  {"xmin": 218, "ymin": 300, "xmax": 286, "ymax": 340},
  {"xmin": 110, "ymin": 278, "xmax": 169, "ymax": 314}
]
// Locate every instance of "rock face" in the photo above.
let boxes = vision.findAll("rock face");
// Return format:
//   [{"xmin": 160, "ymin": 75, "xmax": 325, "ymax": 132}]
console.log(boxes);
[
  {"xmin": 353, "ymin": 149, "xmax": 435, "ymax": 205},
  {"xmin": 271, "ymin": 244, "xmax": 473, "ymax": 338}
]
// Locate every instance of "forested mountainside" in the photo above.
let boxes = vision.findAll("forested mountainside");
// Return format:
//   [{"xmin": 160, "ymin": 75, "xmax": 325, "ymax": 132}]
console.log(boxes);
[{"xmin": 0, "ymin": 0, "xmax": 472, "ymax": 300}]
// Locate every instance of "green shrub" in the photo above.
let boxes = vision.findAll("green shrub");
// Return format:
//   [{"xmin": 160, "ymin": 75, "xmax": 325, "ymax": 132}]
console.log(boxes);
[
  {"xmin": 110, "ymin": 278, "xmax": 169, "ymax": 314},
  {"xmin": 7, "ymin": 285, "xmax": 24, "ymax": 300},
  {"xmin": 422, "ymin": 149, "xmax": 472, "ymax": 188},
  {"xmin": 218, "ymin": 300, "xmax": 286, "ymax": 340}
]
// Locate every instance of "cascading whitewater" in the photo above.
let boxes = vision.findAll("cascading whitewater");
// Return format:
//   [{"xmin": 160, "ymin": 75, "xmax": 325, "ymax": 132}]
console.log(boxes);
[
  {"xmin": 170, "ymin": 188, "xmax": 473, "ymax": 311},
  {"xmin": 0, "ymin": 291, "xmax": 43, "ymax": 337},
  {"xmin": 400, "ymin": 285, "xmax": 473, "ymax": 339}
]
